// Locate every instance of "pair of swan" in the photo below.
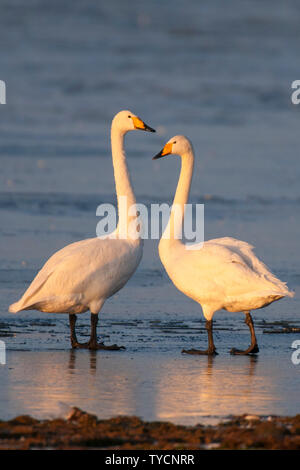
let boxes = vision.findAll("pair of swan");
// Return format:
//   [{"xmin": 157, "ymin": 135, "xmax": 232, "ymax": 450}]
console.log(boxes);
[{"xmin": 9, "ymin": 111, "xmax": 293, "ymax": 354}]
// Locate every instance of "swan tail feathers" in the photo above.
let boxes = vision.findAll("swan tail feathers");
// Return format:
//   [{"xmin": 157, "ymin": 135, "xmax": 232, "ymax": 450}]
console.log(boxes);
[
  {"xmin": 9, "ymin": 297, "xmax": 37, "ymax": 313},
  {"xmin": 262, "ymin": 288, "xmax": 294, "ymax": 304},
  {"xmin": 264, "ymin": 277, "xmax": 294, "ymax": 299},
  {"xmin": 284, "ymin": 288, "xmax": 295, "ymax": 298},
  {"xmin": 9, "ymin": 301, "xmax": 24, "ymax": 313},
  {"xmin": 8, "ymin": 266, "xmax": 56, "ymax": 314}
]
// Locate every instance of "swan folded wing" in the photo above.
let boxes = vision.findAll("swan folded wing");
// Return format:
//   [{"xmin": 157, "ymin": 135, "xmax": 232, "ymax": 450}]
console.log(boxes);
[
  {"xmin": 9, "ymin": 238, "xmax": 95, "ymax": 312},
  {"xmin": 208, "ymin": 237, "xmax": 293, "ymax": 296},
  {"xmin": 9, "ymin": 237, "xmax": 139, "ymax": 313},
  {"xmin": 167, "ymin": 243, "xmax": 240, "ymax": 302},
  {"xmin": 182, "ymin": 241, "xmax": 292, "ymax": 302}
]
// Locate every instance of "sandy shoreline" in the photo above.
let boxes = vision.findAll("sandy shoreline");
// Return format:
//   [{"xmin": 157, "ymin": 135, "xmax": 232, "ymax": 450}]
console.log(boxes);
[{"xmin": 0, "ymin": 407, "xmax": 299, "ymax": 450}]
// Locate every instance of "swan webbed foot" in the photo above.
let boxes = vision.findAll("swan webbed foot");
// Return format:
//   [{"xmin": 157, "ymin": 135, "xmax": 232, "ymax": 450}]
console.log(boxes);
[
  {"xmin": 182, "ymin": 319, "xmax": 217, "ymax": 356},
  {"xmin": 181, "ymin": 320, "xmax": 218, "ymax": 356},
  {"xmin": 230, "ymin": 344, "xmax": 259, "ymax": 355},
  {"xmin": 69, "ymin": 313, "xmax": 125, "ymax": 351},
  {"xmin": 71, "ymin": 340, "xmax": 89, "ymax": 349},
  {"xmin": 182, "ymin": 348, "xmax": 218, "ymax": 356}
]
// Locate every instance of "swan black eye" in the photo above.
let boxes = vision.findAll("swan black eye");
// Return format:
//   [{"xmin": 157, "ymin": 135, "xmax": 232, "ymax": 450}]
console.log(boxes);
[
  {"xmin": 173, "ymin": 141, "xmax": 176, "ymax": 144},
  {"xmin": 128, "ymin": 115, "xmax": 131, "ymax": 118}
]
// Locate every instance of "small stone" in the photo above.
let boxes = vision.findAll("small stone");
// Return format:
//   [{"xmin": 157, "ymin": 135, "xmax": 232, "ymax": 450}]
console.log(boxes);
[{"xmin": 245, "ymin": 415, "xmax": 260, "ymax": 421}]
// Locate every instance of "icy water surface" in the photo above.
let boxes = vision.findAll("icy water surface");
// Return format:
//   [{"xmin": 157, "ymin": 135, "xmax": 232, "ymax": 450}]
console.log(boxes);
[
  {"xmin": 0, "ymin": 0, "xmax": 300, "ymax": 424},
  {"xmin": 0, "ymin": 310, "xmax": 300, "ymax": 425}
]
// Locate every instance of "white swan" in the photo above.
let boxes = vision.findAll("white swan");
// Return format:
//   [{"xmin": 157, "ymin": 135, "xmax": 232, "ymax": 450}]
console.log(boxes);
[
  {"xmin": 9, "ymin": 110, "xmax": 155, "ymax": 350},
  {"xmin": 153, "ymin": 135, "xmax": 294, "ymax": 355}
]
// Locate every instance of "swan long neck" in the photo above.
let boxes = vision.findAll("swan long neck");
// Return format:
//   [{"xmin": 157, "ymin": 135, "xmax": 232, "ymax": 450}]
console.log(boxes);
[
  {"xmin": 111, "ymin": 125, "xmax": 138, "ymax": 239},
  {"xmin": 162, "ymin": 149, "xmax": 194, "ymax": 243}
]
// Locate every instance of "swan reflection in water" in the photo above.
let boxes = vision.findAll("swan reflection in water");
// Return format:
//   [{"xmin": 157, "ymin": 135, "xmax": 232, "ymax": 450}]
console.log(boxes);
[
  {"xmin": 65, "ymin": 350, "xmax": 268, "ymax": 425},
  {"xmin": 5, "ymin": 349, "xmax": 286, "ymax": 425}
]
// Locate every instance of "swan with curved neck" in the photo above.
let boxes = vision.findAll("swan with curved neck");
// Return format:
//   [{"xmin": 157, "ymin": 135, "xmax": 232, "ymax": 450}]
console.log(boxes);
[
  {"xmin": 153, "ymin": 135, "xmax": 294, "ymax": 355},
  {"xmin": 9, "ymin": 110, "xmax": 155, "ymax": 350}
]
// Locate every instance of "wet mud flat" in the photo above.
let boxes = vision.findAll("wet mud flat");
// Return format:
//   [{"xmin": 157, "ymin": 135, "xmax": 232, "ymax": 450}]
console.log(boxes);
[{"xmin": 0, "ymin": 407, "xmax": 299, "ymax": 450}]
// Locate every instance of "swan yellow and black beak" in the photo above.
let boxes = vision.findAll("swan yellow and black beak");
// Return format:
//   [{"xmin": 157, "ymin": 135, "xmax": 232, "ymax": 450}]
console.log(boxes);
[
  {"xmin": 132, "ymin": 116, "xmax": 155, "ymax": 132},
  {"xmin": 152, "ymin": 142, "xmax": 173, "ymax": 160}
]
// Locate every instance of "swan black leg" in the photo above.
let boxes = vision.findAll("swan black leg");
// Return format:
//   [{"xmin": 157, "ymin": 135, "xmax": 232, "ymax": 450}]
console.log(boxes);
[
  {"xmin": 69, "ymin": 313, "xmax": 90, "ymax": 349},
  {"xmin": 69, "ymin": 314, "xmax": 81, "ymax": 348},
  {"xmin": 87, "ymin": 313, "xmax": 125, "ymax": 351},
  {"xmin": 182, "ymin": 320, "xmax": 218, "ymax": 356},
  {"xmin": 230, "ymin": 311, "xmax": 259, "ymax": 355},
  {"xmin": 69, "ymin": 313, "xmax": 125, "ymax": 350}
]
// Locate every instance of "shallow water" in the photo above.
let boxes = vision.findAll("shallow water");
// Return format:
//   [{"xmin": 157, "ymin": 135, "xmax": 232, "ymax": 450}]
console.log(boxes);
[{"xmin": 0, "ymin": 0, "xmax": 300, "ymax": 425}]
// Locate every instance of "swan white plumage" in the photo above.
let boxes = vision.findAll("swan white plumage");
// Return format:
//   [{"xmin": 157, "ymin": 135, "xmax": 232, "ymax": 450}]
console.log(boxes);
[
  {"xmin": 153, "ymin": 135, "xmax": 294, "ymax": 355},
  {"xmin": 9, "ymin": 110, "xmax": 155, "ymax": 350}
]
